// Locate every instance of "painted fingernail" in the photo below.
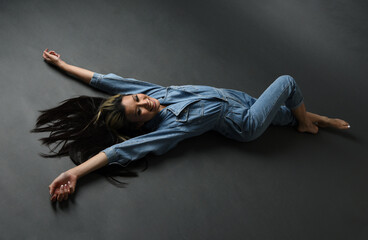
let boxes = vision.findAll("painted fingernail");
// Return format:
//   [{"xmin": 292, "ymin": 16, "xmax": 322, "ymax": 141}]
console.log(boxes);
[{"xmin": 68, "ymin": 181, "xmax": 71, "ymax": 185}]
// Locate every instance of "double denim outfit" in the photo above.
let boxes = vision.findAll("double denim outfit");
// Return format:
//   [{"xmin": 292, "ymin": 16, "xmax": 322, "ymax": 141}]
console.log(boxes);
[{"xmin": 90, "ymin": 73, "xmax": 303, "ymax": 166}]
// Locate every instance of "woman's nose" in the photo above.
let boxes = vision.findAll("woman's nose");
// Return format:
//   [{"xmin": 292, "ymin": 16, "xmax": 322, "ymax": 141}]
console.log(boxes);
[{"xmin": 137, "ymin": 99, "xmax": 149, "ymax": 107}]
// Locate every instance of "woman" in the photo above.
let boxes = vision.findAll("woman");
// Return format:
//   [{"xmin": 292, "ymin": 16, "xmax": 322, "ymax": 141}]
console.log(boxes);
[{"xmin": 37, "ymin": 49, "xmax": 350, "ymax": 202}]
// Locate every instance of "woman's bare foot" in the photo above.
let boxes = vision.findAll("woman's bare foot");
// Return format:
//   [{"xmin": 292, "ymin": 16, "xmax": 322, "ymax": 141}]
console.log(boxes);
[
  {"xmin": 306, "ymin": 112, "xmax": 350, "ymax": 130},
  {"xmin": 297, "ymin": 119, "xmax": 319, "ymax": 134}
]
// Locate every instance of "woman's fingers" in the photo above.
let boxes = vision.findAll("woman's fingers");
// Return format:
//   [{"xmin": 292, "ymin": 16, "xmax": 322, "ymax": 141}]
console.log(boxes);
[
  {"xmin": 50, "ymin": 187, "xmax": 57, "ymax": 201},
  {"xmin": 58, "ymin": 185, "xmax": 69, "ymax": 202},
  {"xmin": 63, "ymin": 184, "xmax": 69, "ymax": 201},
  {"xmin": 49, "ymin": 184, "xmax": 55, "ymax": 196},
  {"xmin": 53, "ymin": 184, "xmax": 72, "ymax": 202},
  {"xmin": 68, "ymin": 181, "xmax": 75, "ymax": 194},
  {"xmin": 44, "ymin": 49, "xmax": 59, "ymax": 57},
  {"xmin": 51, "ymin": 194, "xmax": 57, "ymax": 202},
  {"xmin": 43, "ymin": 52, "xmax": 51, "ymax": 61},
  {"xmin": 44, "ymin": 51, "xmax": 52, "ymax": 57},
  {"xmin": 43, "ymin": 49, "xmax": 50, "ymax": 55},
  {"xmin": 66, "ymin": 184, "xmax": 70, "ymax": 194},
  {"xmin": 49, "ymin": 51, "xmax": 57, "ymax": 56},
  {"xmin": 57, "ymin": 185, "xmax": 64, "ymax": 202},
  {"xmin": 44, "ymin": 50, "xmax": 54, "ymax": 58}
]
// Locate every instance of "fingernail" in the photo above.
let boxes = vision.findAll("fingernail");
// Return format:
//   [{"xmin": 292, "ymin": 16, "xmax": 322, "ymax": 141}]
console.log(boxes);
[{"xmin": 68, "ymin": 181, "xmax": 71, "ymax": 185}]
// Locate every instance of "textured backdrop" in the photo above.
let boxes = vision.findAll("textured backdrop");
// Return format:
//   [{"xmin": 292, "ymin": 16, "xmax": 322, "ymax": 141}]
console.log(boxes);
[{"xmin": 0, "ymin": 0, "xmax": 367, "ymax": 239}]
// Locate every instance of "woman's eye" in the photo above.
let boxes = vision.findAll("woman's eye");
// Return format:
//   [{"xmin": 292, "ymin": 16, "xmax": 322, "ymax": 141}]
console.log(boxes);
[
  {"xmin": 135, "ymin": 95, "xmax": 139, "ymax": 101},
  {"xmin": 137, "ymin": 108, "xmax": 141, "ymax": 116}
]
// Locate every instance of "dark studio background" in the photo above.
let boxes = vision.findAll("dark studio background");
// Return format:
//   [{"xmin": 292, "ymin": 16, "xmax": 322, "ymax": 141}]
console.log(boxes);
[{"xmin": 0, "ymin": 0, "xmax": 367, "ymax": 239}]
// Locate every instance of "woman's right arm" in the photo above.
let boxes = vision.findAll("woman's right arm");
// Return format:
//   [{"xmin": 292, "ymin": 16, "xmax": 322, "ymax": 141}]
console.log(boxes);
[
  {"xmin": 43, "ymin": 49, "xmax": 94, "ymax": 84},
  {"xmin": 43, "ymin": 49, "xmax": 165, "ymax": 96}
]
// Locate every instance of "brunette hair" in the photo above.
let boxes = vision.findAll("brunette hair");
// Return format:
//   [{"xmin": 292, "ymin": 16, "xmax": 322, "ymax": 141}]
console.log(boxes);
[{"xmin": 31, "ymin": 95, "xmax": 147, "ymax": 187}]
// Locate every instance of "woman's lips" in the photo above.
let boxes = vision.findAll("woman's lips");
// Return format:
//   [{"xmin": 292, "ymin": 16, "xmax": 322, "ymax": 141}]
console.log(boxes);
[
  {"xmin": 149, "ymin": 98, "xmax": 156, "ymax": 111},
  {"xmin": 148, "ymin": 97, "xmax": 160, "ymax": 111}
]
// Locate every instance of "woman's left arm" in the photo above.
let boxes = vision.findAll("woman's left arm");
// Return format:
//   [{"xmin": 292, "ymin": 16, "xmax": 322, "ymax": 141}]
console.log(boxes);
[{"xmin": 49, "ymin": 152, "xmax": 108, "ymax": 202}]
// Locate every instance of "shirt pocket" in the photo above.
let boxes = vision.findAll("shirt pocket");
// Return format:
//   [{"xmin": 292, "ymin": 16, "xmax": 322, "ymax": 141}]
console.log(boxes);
[{"xmin": 176, "ymin": 101, "xmax": 204, "ymax": 123}]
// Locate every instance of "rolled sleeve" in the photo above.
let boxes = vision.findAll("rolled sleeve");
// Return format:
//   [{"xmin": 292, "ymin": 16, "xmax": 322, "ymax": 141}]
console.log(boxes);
[
  {"xmin": 102, "ymin": 127, "xmax": 202, "ymax": 166},
  {"xmin": 102, "ymin": 146, "xmax": 121, "ymax": 165},
  {"xmin": 90, "ymin": 72, "xmax": 165, "ymax": 96}
]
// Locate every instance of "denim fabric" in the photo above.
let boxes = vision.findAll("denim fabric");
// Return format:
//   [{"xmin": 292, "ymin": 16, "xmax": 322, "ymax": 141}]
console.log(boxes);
[
  {"xmin": 217, "ymin": 75, "xmax": 302, "ymax": 142},
  {"xmin": 90, "ymin": 73, "xmax": 302, "ymax": 166}
]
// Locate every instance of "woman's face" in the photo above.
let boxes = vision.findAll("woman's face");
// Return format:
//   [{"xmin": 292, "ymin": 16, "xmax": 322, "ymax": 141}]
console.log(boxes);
[{"xmin": 121, "ymin": 94, "xmax": 163, "ymax": 126}]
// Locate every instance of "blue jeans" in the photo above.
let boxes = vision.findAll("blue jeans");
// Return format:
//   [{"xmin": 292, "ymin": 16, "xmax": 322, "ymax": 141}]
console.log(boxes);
[{"xmin": 219, "ymin": 75, "xmax": 303, "ymax": 142}]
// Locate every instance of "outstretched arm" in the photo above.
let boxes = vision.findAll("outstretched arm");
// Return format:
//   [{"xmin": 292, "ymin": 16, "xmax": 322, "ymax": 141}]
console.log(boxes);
[
  {"xmin": 43, "ymin": 49, "xmax": 94, "ymax": 84},
  {"xmin": 49, "ymin": 152, "xmax": 108, "ymax": 202}
]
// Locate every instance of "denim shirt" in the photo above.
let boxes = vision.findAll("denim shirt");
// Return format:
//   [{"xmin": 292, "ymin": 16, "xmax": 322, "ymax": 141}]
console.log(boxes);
[{"xmin": 90, "ymin": 73, "xmax": 251, "ymax": 166}]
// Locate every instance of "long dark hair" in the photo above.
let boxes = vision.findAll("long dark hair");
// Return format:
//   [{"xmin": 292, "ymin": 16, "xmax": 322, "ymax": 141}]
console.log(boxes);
[{"xmin": 31, "ymin": 95, "xmax": 147, "ymax": 187}]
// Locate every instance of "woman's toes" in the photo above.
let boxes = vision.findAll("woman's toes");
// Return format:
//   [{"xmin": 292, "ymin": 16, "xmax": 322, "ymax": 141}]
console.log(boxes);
[
  {"xmin": 342, "ymin": 122, "xmax": 350, "ymax": 129},
  {"xmin": 331, "ymin": 119, "xmax": 350, "ymax": 129}
]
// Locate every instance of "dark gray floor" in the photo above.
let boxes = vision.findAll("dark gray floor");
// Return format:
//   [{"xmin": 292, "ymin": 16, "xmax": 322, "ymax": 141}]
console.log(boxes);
[{"xmin": 1, "ymin": 0, "xmax": 368, "ymax": 239}]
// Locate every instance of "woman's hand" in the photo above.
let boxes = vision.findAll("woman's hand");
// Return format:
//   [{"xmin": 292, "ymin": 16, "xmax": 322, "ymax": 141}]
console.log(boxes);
[
  {"xmin": 49, "ymin": 171, "xmax": 78, "ymax": 202},
  {"xmin": 43, "ymin": 48, "xmax": 63, "ymax": 67}
]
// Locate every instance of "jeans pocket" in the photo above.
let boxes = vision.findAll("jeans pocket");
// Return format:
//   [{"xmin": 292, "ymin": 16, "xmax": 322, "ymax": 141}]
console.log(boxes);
[{"xmin": 225, "ymin": 109, "xmax": 244, "ymax": 133}]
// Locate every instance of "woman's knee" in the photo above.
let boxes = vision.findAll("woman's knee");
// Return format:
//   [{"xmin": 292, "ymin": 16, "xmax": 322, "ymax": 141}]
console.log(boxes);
[
  {"xmin": 276, "ymin": 75, "xmax": 296, "ymax": 86},
  {"xmin": 276, "ymin": 75, "xmax": 303, "ymax": 109}
]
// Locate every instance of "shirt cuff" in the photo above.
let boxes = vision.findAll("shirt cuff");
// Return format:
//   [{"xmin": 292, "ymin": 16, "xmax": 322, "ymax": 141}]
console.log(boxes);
[
  {"xmin": 90, "ymin": 72, "xmax": 103, "ymax": 87},
  {"xmin": 102, "ymin": 147, "xmax": 131, "ymax": 167}
]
